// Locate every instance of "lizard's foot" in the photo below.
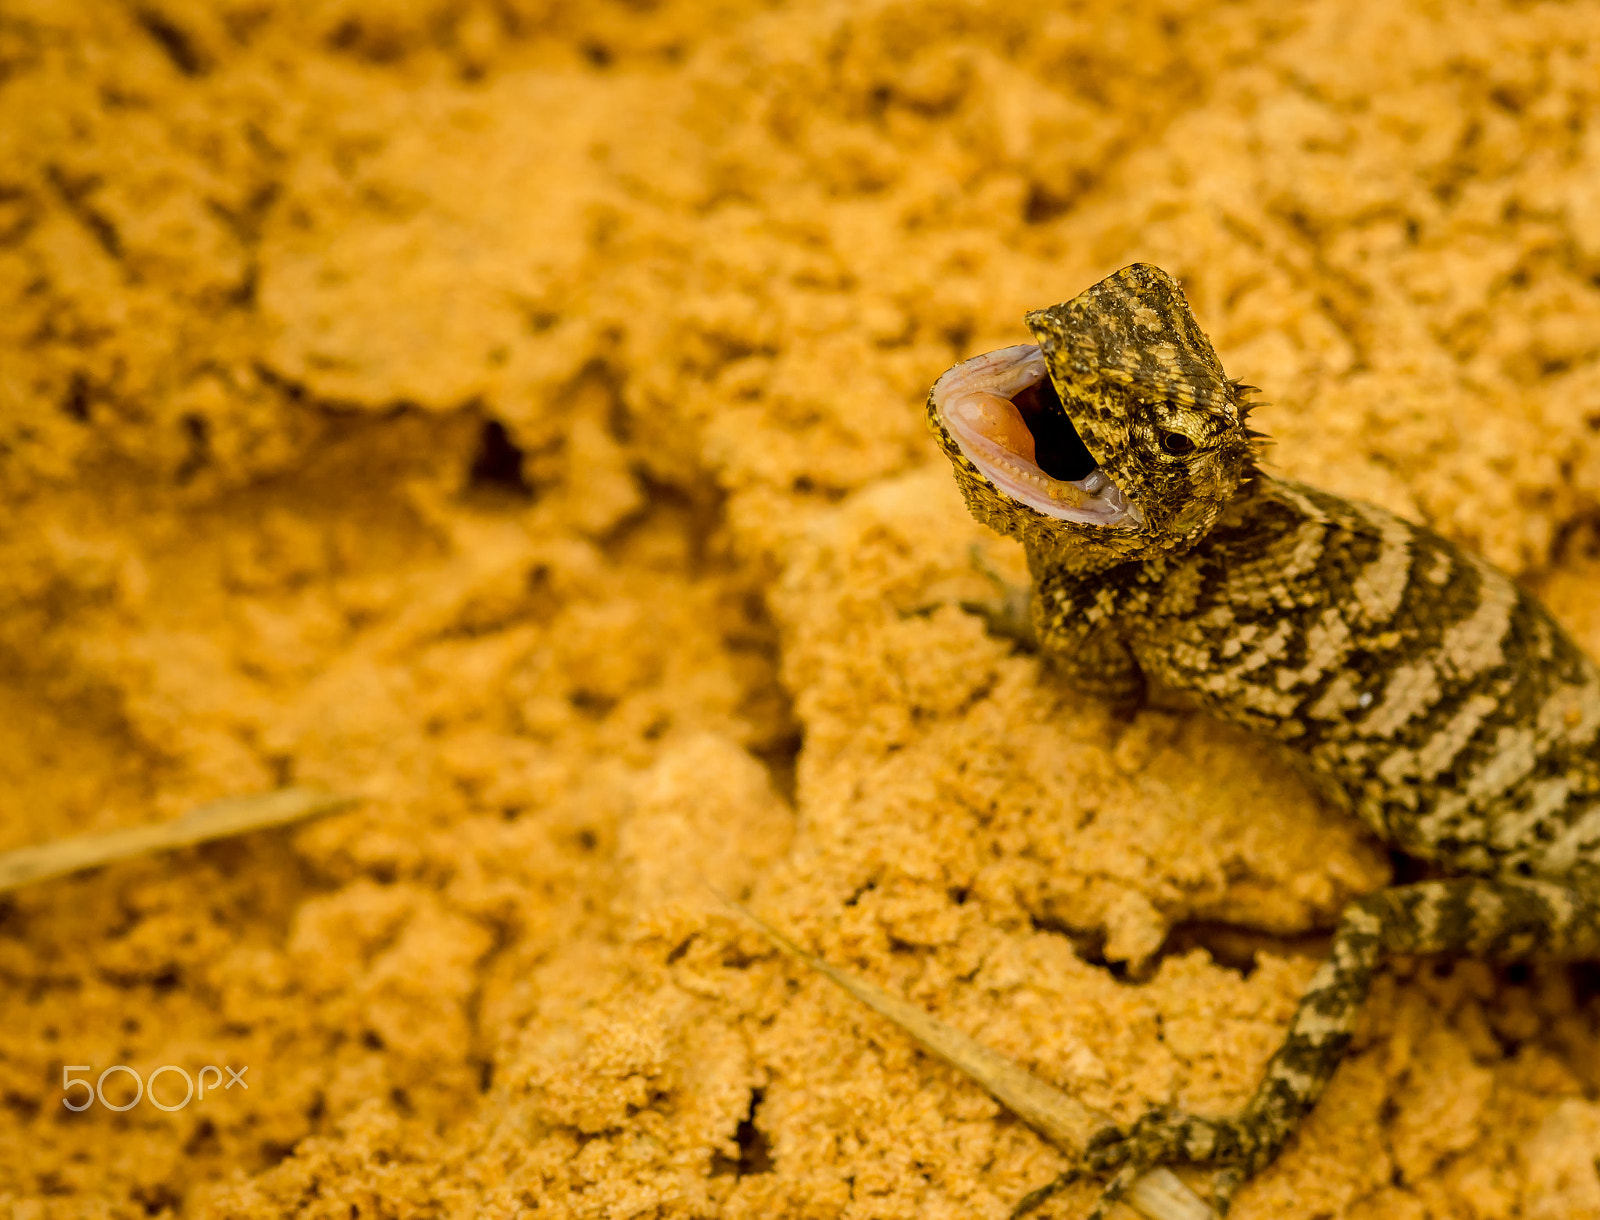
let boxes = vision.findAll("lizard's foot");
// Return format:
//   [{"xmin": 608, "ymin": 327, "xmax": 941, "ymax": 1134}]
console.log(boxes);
[
  {"xmin": 1077, "ymin": 1110, "xmax": 1250, "ymax": 1216},
  {"xmin": 1084, "ymin": 1109, "xmax": 1243, "ymax": 1173},
  {"xmin": 1209, "ymin": 1168, "xmax": 1244, "ymax": 1215},
  {"xmin": 960, "ymin": 543, "xmax": 1036, "ymax": 650},
  {"xmin": 1010, "ymin": 1163, "xmax": 1150, "ymax": 1220},
  {"xmin": 1009, "ymin": 1167, "xmax": 1080, "ymax": 1218},
  {"xmin": 1012, "ymin": 1111, "xmax": 1254, "ymax": 1218}
]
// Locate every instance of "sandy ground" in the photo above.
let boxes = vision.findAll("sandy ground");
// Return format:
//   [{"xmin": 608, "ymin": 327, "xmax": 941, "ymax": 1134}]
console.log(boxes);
[{"xmin": 3, "ymin": 0, "xmax": 1600, "ymax": 1216}]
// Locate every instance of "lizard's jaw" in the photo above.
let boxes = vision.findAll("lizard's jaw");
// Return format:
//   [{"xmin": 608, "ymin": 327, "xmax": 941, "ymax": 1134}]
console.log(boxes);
[{"xmin": 933, "ymin": 344, "xmax": 1141, "ymax": 528}]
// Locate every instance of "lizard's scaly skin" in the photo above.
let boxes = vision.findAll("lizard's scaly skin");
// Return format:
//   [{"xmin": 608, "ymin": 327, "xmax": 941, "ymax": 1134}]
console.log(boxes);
[{"xmin": 926, "ymin": 264, "xmax": 1600, "ymax": 1216}]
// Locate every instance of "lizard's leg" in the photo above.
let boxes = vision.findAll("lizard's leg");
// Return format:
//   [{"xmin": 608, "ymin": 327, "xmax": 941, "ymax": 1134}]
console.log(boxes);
[
  {"xmin": 1059, "ymin": 877, "xmax": 1600, "ymax": 1218},
  {"xmin": 961, "ymin": 542, "xmax": 1038, "ymax": 649},
  {"xmin": 961, "ymin": 545, "xmax": 1151, "ymax": 705}
]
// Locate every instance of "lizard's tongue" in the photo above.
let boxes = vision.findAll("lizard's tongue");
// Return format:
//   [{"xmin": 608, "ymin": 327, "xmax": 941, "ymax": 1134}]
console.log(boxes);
[
  {"xmin": 933, "ymin": 344, "xmax": 1138, "ymax": 526},
  {"xmin": 949, "ymin": 394, "xmax": 1095, "ymax": 509},
  {"xmin": 950, "ymin": 392, "xmax": 1038, "ymax": 464}
]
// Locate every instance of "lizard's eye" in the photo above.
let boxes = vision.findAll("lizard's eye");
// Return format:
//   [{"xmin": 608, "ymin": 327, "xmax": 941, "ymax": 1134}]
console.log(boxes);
[{"xmin": 1160, "ymin": 431, "xmax": 1196, "ymax": 457}]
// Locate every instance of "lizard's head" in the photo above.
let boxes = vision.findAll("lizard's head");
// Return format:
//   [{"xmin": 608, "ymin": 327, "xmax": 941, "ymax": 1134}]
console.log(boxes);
[{"xmin": 928, "ymin": 263, "xmax": 1259, "ymax": 569}]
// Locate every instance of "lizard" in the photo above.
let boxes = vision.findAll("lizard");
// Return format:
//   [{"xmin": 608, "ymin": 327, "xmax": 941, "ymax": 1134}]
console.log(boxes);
[{"xmin": 914, "ymin": 262, "xmax": 1600, "ymax": 1217}]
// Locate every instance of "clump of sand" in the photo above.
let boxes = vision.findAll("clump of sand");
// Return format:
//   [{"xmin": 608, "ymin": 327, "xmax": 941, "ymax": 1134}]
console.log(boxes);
[{"xmin": 3, "ymin": 1, "xmax": 1600, "ymax": 1216}]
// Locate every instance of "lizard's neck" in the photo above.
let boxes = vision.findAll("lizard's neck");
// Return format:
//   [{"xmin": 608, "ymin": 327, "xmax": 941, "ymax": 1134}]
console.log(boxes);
[
  {"xmin": 1022, "ymin": 470, "xmax": 1276, "ymax": 582},
  {"xmin": 1022, "ymin": 536, "xmax": 1130, "ymax": 582}
]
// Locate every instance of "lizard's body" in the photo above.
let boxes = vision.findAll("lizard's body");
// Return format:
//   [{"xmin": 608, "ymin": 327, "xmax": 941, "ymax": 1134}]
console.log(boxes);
[
  {"xmin": 921, "ymin": 264, "xmax": 1600, "ymax": 1215},
  {"xmin": 1040, "ymin": 474, "xmax": 1600, "ymax": 886}
]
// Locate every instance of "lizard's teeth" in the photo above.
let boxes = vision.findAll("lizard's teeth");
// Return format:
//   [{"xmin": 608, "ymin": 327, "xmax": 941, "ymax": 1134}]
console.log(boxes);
[
  {"xmin": 941, "ymin": 404, "xmax": 1102, "ymax": 512},
  {"xmin": 974, "ymin": 442, "xmax": 1096, "ymax": 507},
  {"xmin": 933, "ymin": 344, "xmax": 1135, "ymax": 526}
]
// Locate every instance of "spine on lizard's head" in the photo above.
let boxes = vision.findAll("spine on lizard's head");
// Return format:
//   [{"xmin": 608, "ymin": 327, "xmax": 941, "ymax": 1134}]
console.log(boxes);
[{"xmin": 927, "ymin": 263, "xmax": 1263, "ymax": 575}]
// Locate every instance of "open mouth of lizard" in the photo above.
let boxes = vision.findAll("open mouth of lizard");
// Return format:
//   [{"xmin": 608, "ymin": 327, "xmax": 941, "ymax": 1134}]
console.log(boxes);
[{"xmin": 933, "ymin": 344, "xmax": 1141, "ymax": 528}]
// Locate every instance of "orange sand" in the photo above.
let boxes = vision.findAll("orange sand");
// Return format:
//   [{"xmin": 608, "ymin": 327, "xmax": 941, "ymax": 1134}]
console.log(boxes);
[{"xmin": 2, "ymin": 1, "xmax": 1599, "ymax": 1216}]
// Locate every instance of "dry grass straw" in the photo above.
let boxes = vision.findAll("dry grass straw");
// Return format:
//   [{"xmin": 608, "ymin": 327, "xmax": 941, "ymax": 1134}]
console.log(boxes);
[
  {"xmin": 0, "ymin": 789, "xmax": 356, "ymax": 894},
  {"xmin": 722, "ymin": 893, "xmax": 1218, "ymax": 1220}
]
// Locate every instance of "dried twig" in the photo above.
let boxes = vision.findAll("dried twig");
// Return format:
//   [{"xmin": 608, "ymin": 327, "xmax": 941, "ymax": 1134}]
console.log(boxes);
[
  {"xmin": 0, "ymin": 788, "xmax": 357, "ymax": 893},
  {"xmin": 718, "ymin": 894, "xmax": 1216, "ymax": 1220}
]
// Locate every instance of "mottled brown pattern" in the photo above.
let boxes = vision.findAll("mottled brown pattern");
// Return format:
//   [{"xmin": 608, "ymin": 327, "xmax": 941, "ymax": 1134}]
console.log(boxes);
[{"xmin": 928, "ymin": 265, "xmax": 1600, "ymax": 1217}]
